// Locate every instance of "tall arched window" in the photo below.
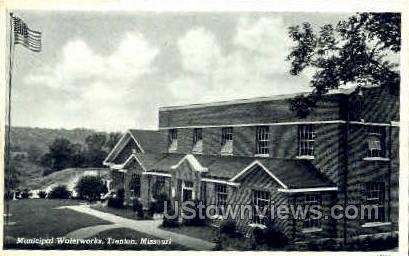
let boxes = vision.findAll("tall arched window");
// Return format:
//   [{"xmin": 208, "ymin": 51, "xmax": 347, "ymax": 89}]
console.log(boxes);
[{"xmin": 129, "ymin": 174, "xmax": 141, "ymax": 198}]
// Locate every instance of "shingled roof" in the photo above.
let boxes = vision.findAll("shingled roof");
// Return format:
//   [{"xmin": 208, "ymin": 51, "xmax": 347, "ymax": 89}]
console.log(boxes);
[
  {"xmin": 104, "ymin": 129, "xmax": 163, "ymax": 164},
  {"xmin": 128, "ymin": 129, "xmax": 163, "ymax": 153},
  {"xmin": 134, "ymin": 153, "xmax": 335, "ymax": 189}
]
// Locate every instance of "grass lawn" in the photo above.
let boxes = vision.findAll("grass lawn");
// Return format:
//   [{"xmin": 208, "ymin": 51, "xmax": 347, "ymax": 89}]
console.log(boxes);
[
  {"xmin": 161, "ymin": 225, "xmax": 217, "ymax": 243},
  {"xmin": 4, "ymin": 199, "xmax": 111, "ymax": 242},
  {"xmin": 89, "ymin": 228, "xmax": 189, "ymax": 250},
  {"xmin": 90, "ymin": 204, "xmax": 142, "ymax": 220}
]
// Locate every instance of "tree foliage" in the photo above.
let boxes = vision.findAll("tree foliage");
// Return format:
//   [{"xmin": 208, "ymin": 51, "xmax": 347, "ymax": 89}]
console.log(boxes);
[
  {"xmin": 287, "ymin": 13, "xmax": 400, "ymax": 117},
  {"xmin": 40, "ymin": 132, "xmax": 121, "ymax": 176},
  {"xmin": 48, "ymin": 185, "xmax": 71, "ymax": 199},
  {"xmin": 75, "ymin": 175, "xmax": 108, "ymax": 201}
]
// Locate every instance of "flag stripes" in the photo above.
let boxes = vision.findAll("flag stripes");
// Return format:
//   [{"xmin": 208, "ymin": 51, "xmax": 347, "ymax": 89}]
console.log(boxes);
[{"xmin": 12, "ymin": 16, "xmax": 41, "ymax": 52}]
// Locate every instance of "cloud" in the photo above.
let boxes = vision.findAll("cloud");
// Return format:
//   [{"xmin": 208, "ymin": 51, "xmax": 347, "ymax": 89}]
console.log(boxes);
[
  {"xmin": 24, "ymin": 31, "xmax": 159, "ymax": 131},
  {"xmin": 177, "ymin": 27, "xmax": 222, "ymax": 74},
  {"xmin": 169, "ymin": 16, "xmax": 309, "ymax": 105},
  {"xmin": 21, "ymin": 16, "xmax": 312, "ymax": 131}
]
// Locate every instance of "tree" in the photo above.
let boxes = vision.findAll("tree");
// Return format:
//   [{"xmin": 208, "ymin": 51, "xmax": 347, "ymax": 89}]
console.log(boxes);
[
  {"xmin": 48, "ymin": 185, "xmax": 71, "ymax": 199},
  {"xmin": 75, "ymin": 175, "xmax": 107, "ymax": 201},
  {"xmin": 26, "ymin": 144, "xmax": 43, "ymax": 162},
  {"xmin": 42, "ymin": 138, "xmax": 75, "ymax": 172},
  {"xmin": 84, "ymin": 133, "xmax": 108, "ymax": 167},
  {"xmin": 287, "ymin": 13, "xmax": 400, "ymax": 117},
  {"xmin": 85, "ymin": 133, "xmax": 107, "ymax": 151},
  {"xmin": 105, "ymin": 132, "xmax": 121, "ymax": 151}
]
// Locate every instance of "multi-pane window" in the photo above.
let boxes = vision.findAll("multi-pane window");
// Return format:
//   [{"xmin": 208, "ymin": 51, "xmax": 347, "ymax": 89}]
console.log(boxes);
[
  {"xmin": 364, "ymin": 182, "xmax": 385, "ymax": 222},
  {"xmin": 168, "ymin": 129, "xmax": 178, "ymax": 152},
  {"xmin": 367, "ymin": 126, "xmax": 385, "ymax": 158},
  {"xmin": 221, "ymin": 127, "xmax": 233, "ymax": 155},
  {"xmin": 303, "ymin": 194, "xmax": 322, "ymax": 229},
  {"xmin": 182, "ymin": 180, "xmax": 194, "ymax": 202},
  {"xmin": 153, "ymin": 176, "xmax": 166, "ymax": 199},
  {"xmin": 252, "ymin": 190, "xmax": 270, "ymax": 224},
  {"xmin": 192, "ymin": 128, "xmax": 203, "ymax": 154},
  {"xmin": 298, "ymin": 125, "xmax": 316, "ymax": 157},
  {"xmin": 129, "ymin": 174, "xmax": 141, "ymax": 198},
  {"xmin": 256, "ymin": 126, "xmax": 270, "ymax": 156},
  {"xmin": 215, "ymin": 184, "xmax": 228, "ymax": 212}
]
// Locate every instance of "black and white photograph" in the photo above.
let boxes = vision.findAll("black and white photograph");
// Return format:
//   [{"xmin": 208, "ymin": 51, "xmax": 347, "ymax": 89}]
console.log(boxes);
[{"xmin": 1, "ymin": 1, "xmax": 407, "ymax": 254}]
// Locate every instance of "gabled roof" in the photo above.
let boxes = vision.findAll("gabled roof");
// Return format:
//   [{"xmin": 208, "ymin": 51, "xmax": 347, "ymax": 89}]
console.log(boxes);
[
  {"xmin": 128, "ymin": 129, "xmax": 163, "ymax": 153},
  {"xmin": 131, "ymin": 153, "xmax": 335, "ymax": 189},
  {"xmin": 103, "ymin": 129, "xmax": 162, "ymax": 165},
  {"xmin": 171, "ymin": 154, "xmax": 208, "ymax": 172}
]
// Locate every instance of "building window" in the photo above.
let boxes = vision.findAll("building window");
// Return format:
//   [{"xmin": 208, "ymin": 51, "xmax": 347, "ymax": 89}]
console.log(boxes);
[
  {"xmin": 215, "ymin": 184, "xmax": 228, "ymax": 212},
  {"xmin": 221, "ymin": 127, "xmax": 233, "ymax": 155},
  {"xmin": 152, "ymin": 176, "xmax": 166, "ymax": 199},
  {"xmin": 303, "ymin": 194, "xmax": 321, "ymax": 229},
  {"xmin": 367, "ymin": 126, "xmax": 385, "ymax": 158},
  {"xmin": 168, "ymin": 129, "xmax": 178, "ymax": 152},
  {"xmin": 192, "ymin": 128, "xmax": 203, "ymax": 154},
  {"xmin": 256, "ymin": 126, "xmax": 270, "ymax": 156},
  {"xmin": 298, "ymin": 125, "xmax": 316, "ymax": 157},
  {"xmin": 364, "ymin": 182, "xmax": 385, "ymax": 222},
  {"xmin": 182, "ymin": 180, "xmax": 195, "ymax": 202},
  {"xmin": 252, "ymin": 190, "xmax": 270, "ymax": 224},
  {"xmin": 129, "ymin": 174, "xmax": 141, "ymax": 198}
]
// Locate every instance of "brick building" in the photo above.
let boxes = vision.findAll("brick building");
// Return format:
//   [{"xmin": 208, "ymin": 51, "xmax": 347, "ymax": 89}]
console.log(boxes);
[{"xmin": 103, "ymin": 85, "xmax": 399, "ymax": 244}]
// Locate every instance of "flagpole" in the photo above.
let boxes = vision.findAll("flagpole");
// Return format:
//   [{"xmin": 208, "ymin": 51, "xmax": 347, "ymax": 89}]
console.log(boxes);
[{"xmin": 5, "ymin": 12, "xmax": 15, "ymax": 227}]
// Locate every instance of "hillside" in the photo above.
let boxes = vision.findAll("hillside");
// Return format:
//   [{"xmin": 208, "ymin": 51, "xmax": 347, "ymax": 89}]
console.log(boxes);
[
  {"xmin": 6, "ymin": 126, "xmax": 116, "ymax": 189},
  {"xmin": 9, "ymin": 126, "xmax": 97, "ymax": 155},
  {"xmin": 24, "ymin": 168, "xmax": 110, "ymax": 191}
]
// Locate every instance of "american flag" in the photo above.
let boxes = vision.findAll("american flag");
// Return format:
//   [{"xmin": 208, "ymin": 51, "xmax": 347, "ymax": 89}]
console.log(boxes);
[{"xmin": 12, "ymin": 15, "xmax": 41, "ymax": 52}]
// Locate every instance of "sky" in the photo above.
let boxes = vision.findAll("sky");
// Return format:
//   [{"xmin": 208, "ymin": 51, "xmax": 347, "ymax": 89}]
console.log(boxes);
[{"xmin": 8, "ymin": 11, "xmax": 352, "ymax": 132}]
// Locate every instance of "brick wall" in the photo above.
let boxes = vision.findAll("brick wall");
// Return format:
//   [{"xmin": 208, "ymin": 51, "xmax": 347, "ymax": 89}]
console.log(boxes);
[
  {"xmin": 347, "ymin": 86, "xmax": 400, "ymax": 123},
  {"xmin": 291, "ymin": 192, "xmax": 337, "ymax": 242},
  {"xmin": 159, "ymin": 94, "xmax": 344, "ymax": 128},
  {"xmin": 111, "ymin": 139, "xmax": 140, "ymax": 164}
]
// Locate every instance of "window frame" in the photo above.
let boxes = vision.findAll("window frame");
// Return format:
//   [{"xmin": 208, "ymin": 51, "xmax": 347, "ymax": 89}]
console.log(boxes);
[
  {"xmin": 168, "ymin": 129, "xmax": 178, "ymax": 152},
  {"xmin": 298, "ymin": 124, "xmax": 316, "ymax": 157},
  {"xmin": 255, "ymin": 126, "xmax": 270, "ymax": 156},
  {"xmin": 221, "ymin": 127, "xmax": 233, "ymax": 155},
  {"xmin": 364, "ymin": 182, "xmax": 386, "ymax": 223},
  {"xmin": 252, "ymin": 189, "xmax": 271, "ymax": 225},
  {"xmin": 192, "ymin": 128, "xmax": 203, "ymax": 154},
  {"xmin": 152, "ymin": 176, "xmax": 166, "ymax": 199},
  {"xmin": 367, "ymin": 126, "xmax": 386, "ymax": 158},
  {"xmin": 215, "ymin": 184, "xmax": 228, "ymax": 211},
  {"xmin": 129, "ymin": 173, "xmax": 141, "ymax": 198},
  {"xmin": 303, "ymin": 194, "xmax": 322, "ymax": 229}
]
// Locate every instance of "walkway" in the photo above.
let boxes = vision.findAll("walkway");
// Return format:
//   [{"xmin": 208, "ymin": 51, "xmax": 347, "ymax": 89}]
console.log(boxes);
[{"xmin": 58, "ymin": 205, "xmax": 216, "ymax": 250}]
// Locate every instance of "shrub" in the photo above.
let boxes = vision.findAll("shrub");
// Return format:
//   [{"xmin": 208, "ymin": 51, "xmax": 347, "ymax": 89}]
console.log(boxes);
[
  {"xmin": 107, "ymin": 189, "xmax": 125, "ymax": 208},
  {"xmin": 117, "ymin": 188, "xmax": 125, "ymax": 200},
  {"xmin": 162, "ymin": 207, "xmax": 179, "ymax": 228},
  {"xmin": 252, "ymin": 224, "xmax": 288, "ymax": 248},
  {"xmin": 253, "ymin": 227, "xmax": 265, "ymax": 244},
  {"xmin": 107, "ymin": 197, "xmax": 123, "ymax": 208},
  {"xmin": 264, "ymin": 225, "xmax": 289, "ymax": 248},
  {"xmin": 75, "ymin": 175, "xmax": 108, "ymax": 201},
  {"xmin": 220, "ymin": 220, "xmax": 236, "ymax": 236},
  {"xmin": 48, "ymin": 185, "xmax": 71, "ymax": 199},
  {"xmin": 20, "ymin": 189, "xmax": 31, "ymax": 199},
  {"xmin": 322, "ymin": 238, "xmax": 337, "ymax": 250},
  {"xmin": 38, "ymin": 190, "xmax": 47, "ymax": 199},
  {"xmin": 182, "ymin": 199, "xmax": 206, "ymax": 226},
  {"xmin": 132, "ymin": 198, "xmax": 144, "ymax": 217},
  {"xmin": 150, "ymin": 193, "xmax": 170, "ymax": 214},
  {"xmin": 14, "ymin": 190, "xmax": 21, "ymax": 199},
  {"xmin": 4, "ymin": 191, "xmax": 14, "ymax": 200}
]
